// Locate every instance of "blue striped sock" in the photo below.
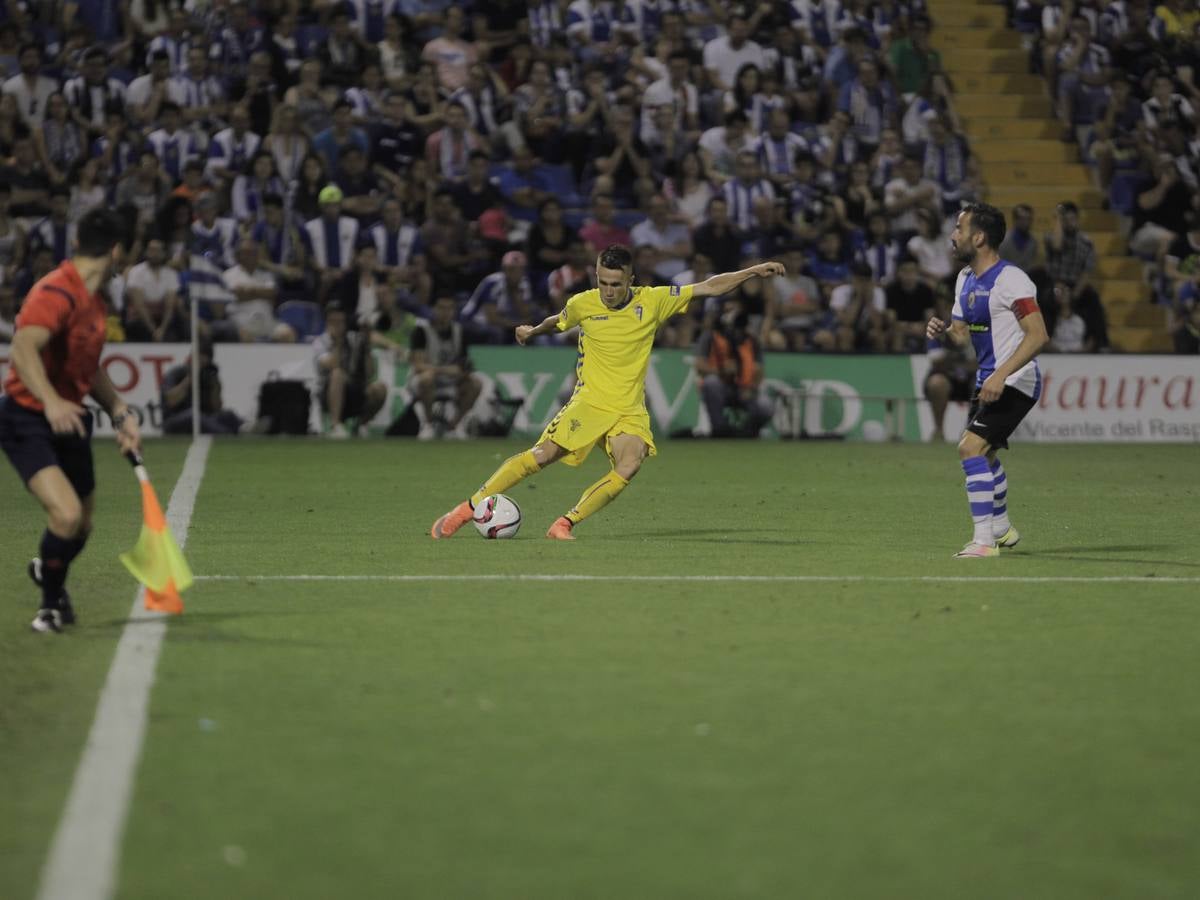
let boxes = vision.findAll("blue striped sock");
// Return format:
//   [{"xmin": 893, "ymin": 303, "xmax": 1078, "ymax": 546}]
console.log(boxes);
[
  {"xmin": 961, "ymin": 456, "xmax": 995, "ymax": 546},
  {"xmin": 990, "ymin": 458, "xmax": 1010, "ymax": 534}
]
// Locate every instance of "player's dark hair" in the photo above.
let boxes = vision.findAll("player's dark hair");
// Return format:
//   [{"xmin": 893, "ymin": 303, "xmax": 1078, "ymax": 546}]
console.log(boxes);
[
  {"xmin": 961, "ymin": 202, "xmax": 1006, "ymax": 250},
  {"xmin": 598, "ymin": 245, "xmax": 633, "ymax": 271},
  {"xmin": 263, "ymin": 191, "xmax": 284, "ymax": 208},
  {"xmin": 77, "ymin": 208, "xmax": 128, "ymax": 257}
]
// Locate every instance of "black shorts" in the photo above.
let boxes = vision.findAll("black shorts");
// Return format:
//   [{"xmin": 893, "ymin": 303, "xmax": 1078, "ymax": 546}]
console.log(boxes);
[
  {"xmin": 0, "ymin": 395, "xmax": 95, "ymax": 497},
  {"xmin": 965, "ymin": 385, "xmax": 1036, "ymax": 451}
]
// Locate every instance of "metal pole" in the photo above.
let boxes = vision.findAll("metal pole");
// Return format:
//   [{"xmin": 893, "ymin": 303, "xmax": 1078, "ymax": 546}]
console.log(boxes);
[{"xmin": 190, "ymin": 296, "xmax": 200, "ymax": 440}]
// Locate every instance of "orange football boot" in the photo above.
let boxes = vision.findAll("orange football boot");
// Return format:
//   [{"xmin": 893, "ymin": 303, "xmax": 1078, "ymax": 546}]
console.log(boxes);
[
  {"xmin": 546, "ymin": 516, "xmax": 576, "ymax": 540},
  {"xmin": 431, "ymin": 501, "xmax": 474, "ymax": 539}
]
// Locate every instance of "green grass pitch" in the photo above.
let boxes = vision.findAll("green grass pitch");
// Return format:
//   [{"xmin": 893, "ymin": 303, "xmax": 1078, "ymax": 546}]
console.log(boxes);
[{"xmin": 2, "ymin": 438, "xmax": 1199, "ymax": 899}]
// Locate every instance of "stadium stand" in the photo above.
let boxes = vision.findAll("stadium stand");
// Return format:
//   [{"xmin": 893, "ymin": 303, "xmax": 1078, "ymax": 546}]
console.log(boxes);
[{"xmin": 0, "ymin": 0, "xmax": 1194, "ymax": 429}]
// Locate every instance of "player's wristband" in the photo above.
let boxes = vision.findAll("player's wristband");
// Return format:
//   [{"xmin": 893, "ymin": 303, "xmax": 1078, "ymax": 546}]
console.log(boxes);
[{"xmin": 112, "ymin": 410, "xmax": 131, "ymax": 429}]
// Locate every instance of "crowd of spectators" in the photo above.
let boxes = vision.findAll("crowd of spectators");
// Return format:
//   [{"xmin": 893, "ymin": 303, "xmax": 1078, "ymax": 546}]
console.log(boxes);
[
  {"xmin": 1, "ymin": 0, "xmax": 1192, "ymax": 371},
  {"xmin": 1014, "ymin": 0, "xmax": 1200, "ymax": 352},
  {"xmin": 0, "ymin": 0, "xmax": 992, "ymax": 361}
]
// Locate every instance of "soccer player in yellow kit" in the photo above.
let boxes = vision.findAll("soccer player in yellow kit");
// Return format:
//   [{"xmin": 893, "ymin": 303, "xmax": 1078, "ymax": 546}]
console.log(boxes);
[{"xmin": 431, "ymin": 245, "xmax": 784, "ymax": 540}]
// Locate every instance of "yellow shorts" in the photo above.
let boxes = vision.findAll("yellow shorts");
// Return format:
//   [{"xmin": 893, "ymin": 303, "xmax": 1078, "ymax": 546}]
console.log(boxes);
[{"xmin": 538, "ymin": 396, "xmax": 657, "ymax": 467}]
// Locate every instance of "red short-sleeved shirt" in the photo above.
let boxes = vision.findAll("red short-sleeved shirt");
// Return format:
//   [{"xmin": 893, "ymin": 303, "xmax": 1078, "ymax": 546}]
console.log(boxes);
[{"xmin": 3, "ymin": 261, "xmax": 108, "ymax": 413}]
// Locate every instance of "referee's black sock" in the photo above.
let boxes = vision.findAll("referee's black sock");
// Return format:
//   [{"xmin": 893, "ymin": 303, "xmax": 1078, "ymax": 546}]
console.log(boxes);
[
  {"xmin": 64, "ymin": 530, "xmax": 90, "ymax": 564},
  {"xmin": 39, "ymin": 530, "xmax": 76, "ymax": 610}
]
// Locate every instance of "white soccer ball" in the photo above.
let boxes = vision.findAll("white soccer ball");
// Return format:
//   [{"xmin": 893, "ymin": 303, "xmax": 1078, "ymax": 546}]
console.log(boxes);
[{"xmin": 472, "ymin": 494, "xmax": 522, "ymax": 539}]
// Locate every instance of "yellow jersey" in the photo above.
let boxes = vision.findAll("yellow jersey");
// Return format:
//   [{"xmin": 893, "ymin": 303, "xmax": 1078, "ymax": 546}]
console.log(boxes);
[{"xmin": 555, "ymin": 284, "xmax": 694, "ymax": 413}]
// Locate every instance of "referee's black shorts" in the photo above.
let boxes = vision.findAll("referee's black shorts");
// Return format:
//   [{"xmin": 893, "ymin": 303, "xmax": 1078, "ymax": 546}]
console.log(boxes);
[
  {"xmin": 0, "ymin": 395, "xmax": 96, "ymax": 498},
  {"xmin": 965, "ymin": 385, "xmax": 1036, "ymax": 451}
]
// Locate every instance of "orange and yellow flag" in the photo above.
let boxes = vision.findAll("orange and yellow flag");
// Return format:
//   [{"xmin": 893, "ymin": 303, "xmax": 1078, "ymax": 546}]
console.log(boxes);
[{"xmin": 119, "ymin": 467, "xmax": 193, "ymax": 615}]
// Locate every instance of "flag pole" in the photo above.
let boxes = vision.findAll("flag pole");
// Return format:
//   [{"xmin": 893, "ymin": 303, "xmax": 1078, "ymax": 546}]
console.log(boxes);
[{"xmin": 190, "ymin": 295, "xmax": 200, "ymax": 440}]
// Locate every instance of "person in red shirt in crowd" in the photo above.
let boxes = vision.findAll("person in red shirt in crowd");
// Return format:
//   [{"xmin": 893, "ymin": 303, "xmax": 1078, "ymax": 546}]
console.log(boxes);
[{"xmin": 0, "ymin": 207, "xmax": 141, "ymax": 634}]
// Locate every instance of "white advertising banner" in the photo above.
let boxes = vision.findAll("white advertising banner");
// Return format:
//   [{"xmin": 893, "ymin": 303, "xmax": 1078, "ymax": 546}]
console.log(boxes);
[
  {"xmin": 0, "ymin": 343, "xmax": 322, "ymax": 436},
  {"xmin": 910, "ymin": 354, "xmax": 1200, "ymax": 442}
]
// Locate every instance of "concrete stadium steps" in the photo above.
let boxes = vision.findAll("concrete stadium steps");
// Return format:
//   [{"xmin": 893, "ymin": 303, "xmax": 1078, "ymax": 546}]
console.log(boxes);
[
  {"xmin": 1012, "ymin": 206, "xmax": 1123, "ymax": 230},
  {"xmin": 931, "ymin": 27, "xmax": 1022, "ymax": 49},
  {"xmin": 985, "ymin": 162, "xmax": 1092, "ymax": 186},
  {"xmin": 973, "ymin": 141, "xmax": 1079, "ymax": 164},
  {"xmin": 1101, "ymin": 279, "xmax": 1152, "ymax": 304},
  {"xmin": 931, "ymin": 0, "xmax": 1168, "ymax": 352},
  {"xmin": 954, "ymin": 93, "xmax": 1054, "ymax": 118},
  {"xmin": 927, "ymin": 5, "xmax": 1008, "ymax": 28},
  {"xmin": 962, "ymin": 118, "xmax": 1061, "ymax": 140},
  {"xmin": 986, "ymin": 187, "xmax": 1106, "ymax": 209},
  {"xmin": 955, "ymin": 73, "xmax": 1045, "ymax": 94},
  {"xmin": 1108, "ymin": 325, "xmax": 1173, "ymax": 351},
  {"xmin": 1105, "ymin": 300, "xmax": 1168, "ymax": 327},
  {"xmin": 938, "ymin": 49, "xmax": 1030, "ymax": 73},
  {"xmin": 1097, "ymin": 257, "xmax": 1146, "ymax": 279}
]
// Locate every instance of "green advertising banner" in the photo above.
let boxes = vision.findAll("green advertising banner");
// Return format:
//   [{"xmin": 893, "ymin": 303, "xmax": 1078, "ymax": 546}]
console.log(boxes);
[{"xmin": 383, "ymin": 349, "xmax": 921, "ymax": 441}]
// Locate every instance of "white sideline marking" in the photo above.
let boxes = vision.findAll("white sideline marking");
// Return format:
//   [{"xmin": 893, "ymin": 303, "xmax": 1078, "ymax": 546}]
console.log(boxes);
[
  {"xmin": 194, "ymin": 574, "xmax": 1200, "ymax": 585},
  {"xmin": 37, "ymin": 437, "xmax": 212, "ymax": 900}
]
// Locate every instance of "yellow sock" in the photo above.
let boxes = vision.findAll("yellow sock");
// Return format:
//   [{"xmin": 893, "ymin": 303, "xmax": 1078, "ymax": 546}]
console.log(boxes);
[
  {"xmin": 565, "ymin": 471, "xmax": 629, "ymax": 525},
  {"xmin": 471, "ymin": 450, "xmax": 541, "ymax": 508}
]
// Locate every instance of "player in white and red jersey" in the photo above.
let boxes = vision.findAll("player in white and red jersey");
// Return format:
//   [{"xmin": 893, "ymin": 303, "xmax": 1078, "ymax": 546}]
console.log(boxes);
[{"xmin": 926, "ymin": 202, "xmax": 1049, "ymax": 558}]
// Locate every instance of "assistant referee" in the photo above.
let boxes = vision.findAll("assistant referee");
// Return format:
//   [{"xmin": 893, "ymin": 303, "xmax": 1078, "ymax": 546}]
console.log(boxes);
[{"xmin": 0, "ymin": 207, "xmax": 142, "ymax": 633}]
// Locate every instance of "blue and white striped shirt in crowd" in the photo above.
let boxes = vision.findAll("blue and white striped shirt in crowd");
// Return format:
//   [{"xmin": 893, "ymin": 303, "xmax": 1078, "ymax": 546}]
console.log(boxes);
[
  {"xmin": 754, "ymin": 132, "xmax": 809, "ymax": 180},
  {"xmin": 838, "ymin": 79, "xmax": 896, "ymax": 147},
  {"xmin": 231, "ymin": 175, "xmax": 286, "ymax": 224},
  {"xmin": 370, "ymin": 222, "xmax": 424, "ymax": 268},
  {"xmin": 527, "ymin": 1, "xmax": 563, "ymax": 49},
  {"xmin": 722, "ymin": 177, "xmax": 776, "ymax": 231},
  {"xmin": 91, "ymin": 135, "xmax": 136, "ymax": 181},
  {"xmin": 348, "ymin": 0, "xmax": 399, "ymax": 43},
  {"xmin": 145, "ymin": 128, "xmax": 201, "ymax": 182},
  {"xmin": 206, "ymin": 127, "xmax": 262, "ymax": 179},
  {"xmin": 191, "ymin": 218, "xmax": 240, "ymax": 270},
  {"xmin": 857, "ymin": 239, "xmax": 901, "ymax": 284},
  {"xmin": 147, "ymin": 34, "xmax": 191, "ymax": 75},
  {"xmin": 210, "ymin": 25, "xmax": 263, "ymax": 81},
  {"xmin": 788, "ymin": 0, "xmax": 838, "ymax": 48},
  {"xmin": 63, "ymin": 76, "xmax": 127, "ymax": 131},
  {"xmin": 29, "ymin": 219, "xmax": 77, "ymax": 264},
  {"xmin": 447, "ymin": 86, "xmax": 501, "ymax": 137},
  {"xmin": 345, "ymin": 86, "xmax": 385, "ymax": 123},
  {"xmin": 616, "ymin": 0, "xmax": 664, "ymax": 45},
  {"xmin": 921, "ymin": 135, "xmax": 970, "ymax": 202},
  {"xmin": 252, "ymin": 221, "xmax": 299, "ymax": 267},
  {"xmin": 461, "ymin": 272, "xmax": 533, "ymax": 326},
  {"xmin": 304, "ymin": 215, "xmax": 360, "ymax": 271},
  {"xmin": 170, "ymin": 74, "xmax": 225, "ymax": 116},
  {"xmin": 566, "ymin": 0, "xmax": 616, "ymax": 44}
]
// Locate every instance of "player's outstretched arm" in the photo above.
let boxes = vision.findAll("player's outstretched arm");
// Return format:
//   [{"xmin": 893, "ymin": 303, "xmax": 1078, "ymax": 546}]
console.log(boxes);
[
  {"xmin": 515, "ymin": 312, "xmax": 561, "ymax": 345},
  {"xmin": 691, "ymin": 261, "xmax": 785, "ymax": 298}
]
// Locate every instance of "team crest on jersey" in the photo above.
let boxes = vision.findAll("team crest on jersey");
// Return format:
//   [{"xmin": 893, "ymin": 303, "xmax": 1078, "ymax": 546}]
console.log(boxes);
[
  {"xmin": 635, "ymin": 305, "xmax": 643, "ymax": 320},
  {"xmin": 570, "ymin": 418, "xmax": 582, "ymax": 433},
  {"xmin": 967, "ymin": 291, "xmax": 976, "ymax": 310}
]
